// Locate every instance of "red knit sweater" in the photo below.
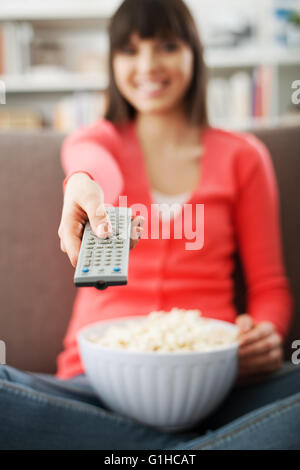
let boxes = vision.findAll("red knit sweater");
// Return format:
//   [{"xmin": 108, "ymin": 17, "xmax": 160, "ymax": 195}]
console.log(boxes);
[{"xmin": 56, "ymin": 119, "xmax": 293, "ymax": 379}]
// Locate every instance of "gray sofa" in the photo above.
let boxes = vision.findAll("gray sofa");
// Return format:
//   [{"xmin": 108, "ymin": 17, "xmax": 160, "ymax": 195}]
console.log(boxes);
[{"xmin": 0, "ymin": 124, "xmax": 299, "ymax": 373}]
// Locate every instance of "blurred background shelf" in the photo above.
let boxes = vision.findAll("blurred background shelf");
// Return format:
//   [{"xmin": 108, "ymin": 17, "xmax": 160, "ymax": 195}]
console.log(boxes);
[
  {"xmin": 205, "ymin": 47, "xmax": 300, "ymax": 68},
  {"xmin": 2, "ymin": 73, "xmax": 108, "ymax": 93},
  {"xmin": 0, "ymin": 0, "xmax": 299, "ymax": 131},
  {"xmin": 0, "ymin": 0, "xmax": 122, "ymax": 21}
]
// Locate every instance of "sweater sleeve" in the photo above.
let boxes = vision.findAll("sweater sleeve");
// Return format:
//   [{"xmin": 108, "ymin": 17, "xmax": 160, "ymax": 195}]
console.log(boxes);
[
  {"xmin": 61, "ymin": 119, "xmax": 124, "ymax": 205},
  {"xmin": 233, "ymin": 134, "xmax": 294, "ymax": 340}
]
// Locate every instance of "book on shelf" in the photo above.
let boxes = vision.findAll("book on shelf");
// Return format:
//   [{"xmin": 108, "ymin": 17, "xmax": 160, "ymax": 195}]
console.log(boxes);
[
  {"xmin": 0, "ymin": 109, "xmax": 42, "ymax": 129},
  {"xmin": 252, "ymin": 65, "xmax": 273, "ymax": 119},
  {"xmin": 53, "ymin": 91, "xmax": 107, "ymax": 131},
  {"xmin": 0, "ymin": 22, "xmax": 33, "ymax": 75},
  {"xmin": 208, "ymin": 65, "xmax": 275, "ymax": 125}
]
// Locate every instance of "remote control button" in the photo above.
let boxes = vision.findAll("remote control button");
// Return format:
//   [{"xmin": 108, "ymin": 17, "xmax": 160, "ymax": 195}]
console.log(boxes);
[
  {"xmin": 82, "ymin": 268, "xmax": 89, "ymax": 273},
  {"xmin": 113, "ymin": 267, "xmax": 121, "ymax": 272}
]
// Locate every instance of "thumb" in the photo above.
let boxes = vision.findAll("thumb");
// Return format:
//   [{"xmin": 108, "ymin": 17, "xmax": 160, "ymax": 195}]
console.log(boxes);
[
  {"xmin": 235, "ymin": 314, "xmax": 254, "ymax": 334},
  {"xmin": 84, "ymin": 198, "xmax": 112, "ymax": 239}
]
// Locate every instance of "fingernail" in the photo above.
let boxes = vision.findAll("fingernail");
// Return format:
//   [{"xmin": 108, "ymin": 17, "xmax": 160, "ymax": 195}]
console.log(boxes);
[
  {"xmin": 95, "ymin": 206, "xmax": 106, "ymax": 218},
  {"xmin": 97, "ymin": 223, "xmax": 108, "ymax": 237},
  {"xmin": 137, "ymin": 227, "xmax": 143, "ymax": 237}
]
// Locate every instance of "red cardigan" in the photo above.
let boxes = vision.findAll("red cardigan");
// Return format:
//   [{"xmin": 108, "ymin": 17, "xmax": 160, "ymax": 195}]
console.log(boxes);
[{"xmin": 56, "ymin": 119, "xmax": 293, "ymax": 379}]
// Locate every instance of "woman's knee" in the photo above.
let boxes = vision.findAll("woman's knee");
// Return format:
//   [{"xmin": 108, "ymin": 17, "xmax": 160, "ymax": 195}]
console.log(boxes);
[
  {"xmin": 0, "ymin": 365, "xmax": 31, "ymax": 386},
  {"xmin": 0, "ymin": 364, "xmax": 11, "ymax": 380}
]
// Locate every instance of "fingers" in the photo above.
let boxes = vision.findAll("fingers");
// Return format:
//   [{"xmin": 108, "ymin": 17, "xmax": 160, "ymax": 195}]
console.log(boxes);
[
  {"xmin": 60, "ymin": 238, "xmax": 66, "ymax": 253},
  {"xmin": 59, "ymin": 175, "xmax": 113, "ymax": 267},
  {"xmin": 239, "ymin": 346, "xmax": 283, "ymax": 376},
  {"xmin": 130, "ymin": 216, "xmax": 145, "ymax": 239},
  {"xmin": 236, "ymin": 319, "xmax": 284, "ymax": 380},
  {"xmin": 58, "ymin": 214, "xmax": 84, "ymax": 268},
  {"xmin": 236, "ymin": 314, "xmax": 255, "ymax": 335},
  {"xmin": 130, "ymin": 216, "xmax": 145, "ymax": 250},
  {"xmin": 239, "ymin": 321, "xmax": 275, "ymax": 347},
  {"xmin": 83, "ymin": 198, "xmax": 113, "ymax": 240},
  {"xmin": 239, "ymin": 331, "xmax": 282, "ymax": 358}
]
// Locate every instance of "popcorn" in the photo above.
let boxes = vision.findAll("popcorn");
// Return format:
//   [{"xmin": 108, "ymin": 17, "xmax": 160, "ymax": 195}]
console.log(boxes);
[{"xmin": 88, "ymin": 307, "xmax": 238, "ymax": 352}]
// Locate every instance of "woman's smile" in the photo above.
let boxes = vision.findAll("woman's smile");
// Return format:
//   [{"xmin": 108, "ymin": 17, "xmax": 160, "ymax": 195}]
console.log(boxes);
[{"xmin": 134, "ymin": 78, "xmax": 171, "ymax": 98}]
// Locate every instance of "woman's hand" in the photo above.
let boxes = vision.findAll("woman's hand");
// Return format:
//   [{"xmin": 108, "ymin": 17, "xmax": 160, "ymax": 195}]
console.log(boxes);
[
  {"xmin": 235, "ymin": 314, "xmax": 284, "ymax": 386},
  {"xmin": 58, "ymin": 172, "xmax": 145, "ymax": 268}
]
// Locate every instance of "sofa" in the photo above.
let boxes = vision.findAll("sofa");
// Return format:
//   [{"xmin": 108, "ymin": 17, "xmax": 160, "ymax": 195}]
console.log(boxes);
[{"xmin": 0, "ymin": 124, "xmax": 299, "ymax": 374}]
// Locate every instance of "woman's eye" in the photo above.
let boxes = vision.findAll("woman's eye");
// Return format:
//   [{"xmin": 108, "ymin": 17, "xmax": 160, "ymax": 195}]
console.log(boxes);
[
  {"xmin": 160, "ymin": 42, "xmax": 178, "ymax": 52},
  {"xmin": 120, "ymin": 45, "xmax": 136, "ymax": 55}
]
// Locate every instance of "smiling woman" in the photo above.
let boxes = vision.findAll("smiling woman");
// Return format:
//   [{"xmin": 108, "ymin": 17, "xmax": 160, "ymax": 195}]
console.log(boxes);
[
  {"xmin": 106, "ymin": 0, "xmax": 208, "ymax": 126},
  {"xmin": 0, "ymin": 0, "xmax": 299, "ymax": 451},
  {"xmin": 112, "ymin": 32, "xmax": 194, "ymax": 114}
]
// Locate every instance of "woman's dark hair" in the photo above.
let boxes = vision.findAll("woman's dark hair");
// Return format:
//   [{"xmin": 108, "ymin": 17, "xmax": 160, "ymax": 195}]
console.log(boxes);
[{"xmin": 105, "ymin": 0, "xmax": 209, "ymax": 127}]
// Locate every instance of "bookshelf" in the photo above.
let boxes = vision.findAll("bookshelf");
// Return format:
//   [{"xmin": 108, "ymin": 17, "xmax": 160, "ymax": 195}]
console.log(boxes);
[
  {"xmin": 0, "ymin": 0, "xmax": 122, "ymax": 20},
  {"xmin": 0, "ymin": 0, "xmax": 299, "ymax": 131},
  {"xmin": 3, "ymin": 74, "xmax": 108, "ymax": 93}
]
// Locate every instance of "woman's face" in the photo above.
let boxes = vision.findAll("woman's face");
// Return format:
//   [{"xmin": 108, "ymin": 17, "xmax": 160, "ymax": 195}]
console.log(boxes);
[{"xmin": 112, "ymin": 32, "xmax": 194, "ymax": 114}]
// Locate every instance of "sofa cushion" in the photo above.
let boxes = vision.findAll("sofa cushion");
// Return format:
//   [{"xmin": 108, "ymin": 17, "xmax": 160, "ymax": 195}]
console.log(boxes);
[{"xmin": 0, "ymin": 130, "xmax": 76, "ymax": 373}]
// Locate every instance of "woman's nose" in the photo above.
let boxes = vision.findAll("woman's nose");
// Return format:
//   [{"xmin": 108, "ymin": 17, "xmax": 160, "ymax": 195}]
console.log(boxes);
[{"xmin": 136, "ymin": 48, "xmax": 159, "ymax": 74}]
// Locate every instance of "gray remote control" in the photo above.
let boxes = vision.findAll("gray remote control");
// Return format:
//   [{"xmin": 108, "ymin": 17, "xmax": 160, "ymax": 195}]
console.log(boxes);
[{"xmin": 74, "ymin": 206, "xmax": 132, "ymax": 290}]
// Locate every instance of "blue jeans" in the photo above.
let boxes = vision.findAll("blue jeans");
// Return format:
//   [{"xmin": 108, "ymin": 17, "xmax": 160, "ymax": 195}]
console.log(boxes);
[{"xmin": 0, "ymin": 362, "xmax": 300, "ymax": 450}]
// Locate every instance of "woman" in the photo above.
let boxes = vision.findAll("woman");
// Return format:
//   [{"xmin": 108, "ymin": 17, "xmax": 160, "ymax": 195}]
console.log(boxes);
[{"xmin": 0, "ymin": 0, "xmax": 299, "ymax": 450}]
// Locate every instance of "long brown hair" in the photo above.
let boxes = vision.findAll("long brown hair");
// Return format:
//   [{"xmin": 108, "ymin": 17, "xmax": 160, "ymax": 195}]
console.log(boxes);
[{"xmin": 105, "ymin": 0, "xmax": 209, "ymax": 127}]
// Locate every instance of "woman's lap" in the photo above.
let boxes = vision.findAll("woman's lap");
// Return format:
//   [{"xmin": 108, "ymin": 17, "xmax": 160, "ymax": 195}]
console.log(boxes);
[
  {"xmin": 0, "ymin": 362, "xmax": 300, "ymax": 449},
  {"xmin": 168, "ymin": 390, "xmax": 300, "ymax": 450},
  {"xmin": 0, "ymin": 364, "xmax": 191, "ymax": 450},
  {"xmin": 187, "ymin": 361, "xmax": 300, "ymax": 434}
]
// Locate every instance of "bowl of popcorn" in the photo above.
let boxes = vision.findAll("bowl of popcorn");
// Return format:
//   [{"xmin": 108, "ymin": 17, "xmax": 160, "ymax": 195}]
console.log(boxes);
[{"xmin": 77, "ymin": 308, "xmax": 239, "ymax": 431}]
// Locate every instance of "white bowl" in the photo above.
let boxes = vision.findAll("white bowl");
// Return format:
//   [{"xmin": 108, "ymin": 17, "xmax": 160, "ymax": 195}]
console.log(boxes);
[{"xmin": 77, "ymin": 316, "xmax": 239, "ymax": 432}]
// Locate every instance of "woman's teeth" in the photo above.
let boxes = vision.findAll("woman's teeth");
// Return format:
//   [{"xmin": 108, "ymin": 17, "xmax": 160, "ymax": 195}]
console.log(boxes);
[{"xmin": 137, "ymin": 81, "xmax": 169, "ymax": 94}]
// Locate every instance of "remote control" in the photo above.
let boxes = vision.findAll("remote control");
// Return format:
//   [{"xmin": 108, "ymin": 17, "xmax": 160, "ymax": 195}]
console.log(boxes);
[{"xmin": 74, "ymin": 206, "xmax": 132, "ymax": 290}]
